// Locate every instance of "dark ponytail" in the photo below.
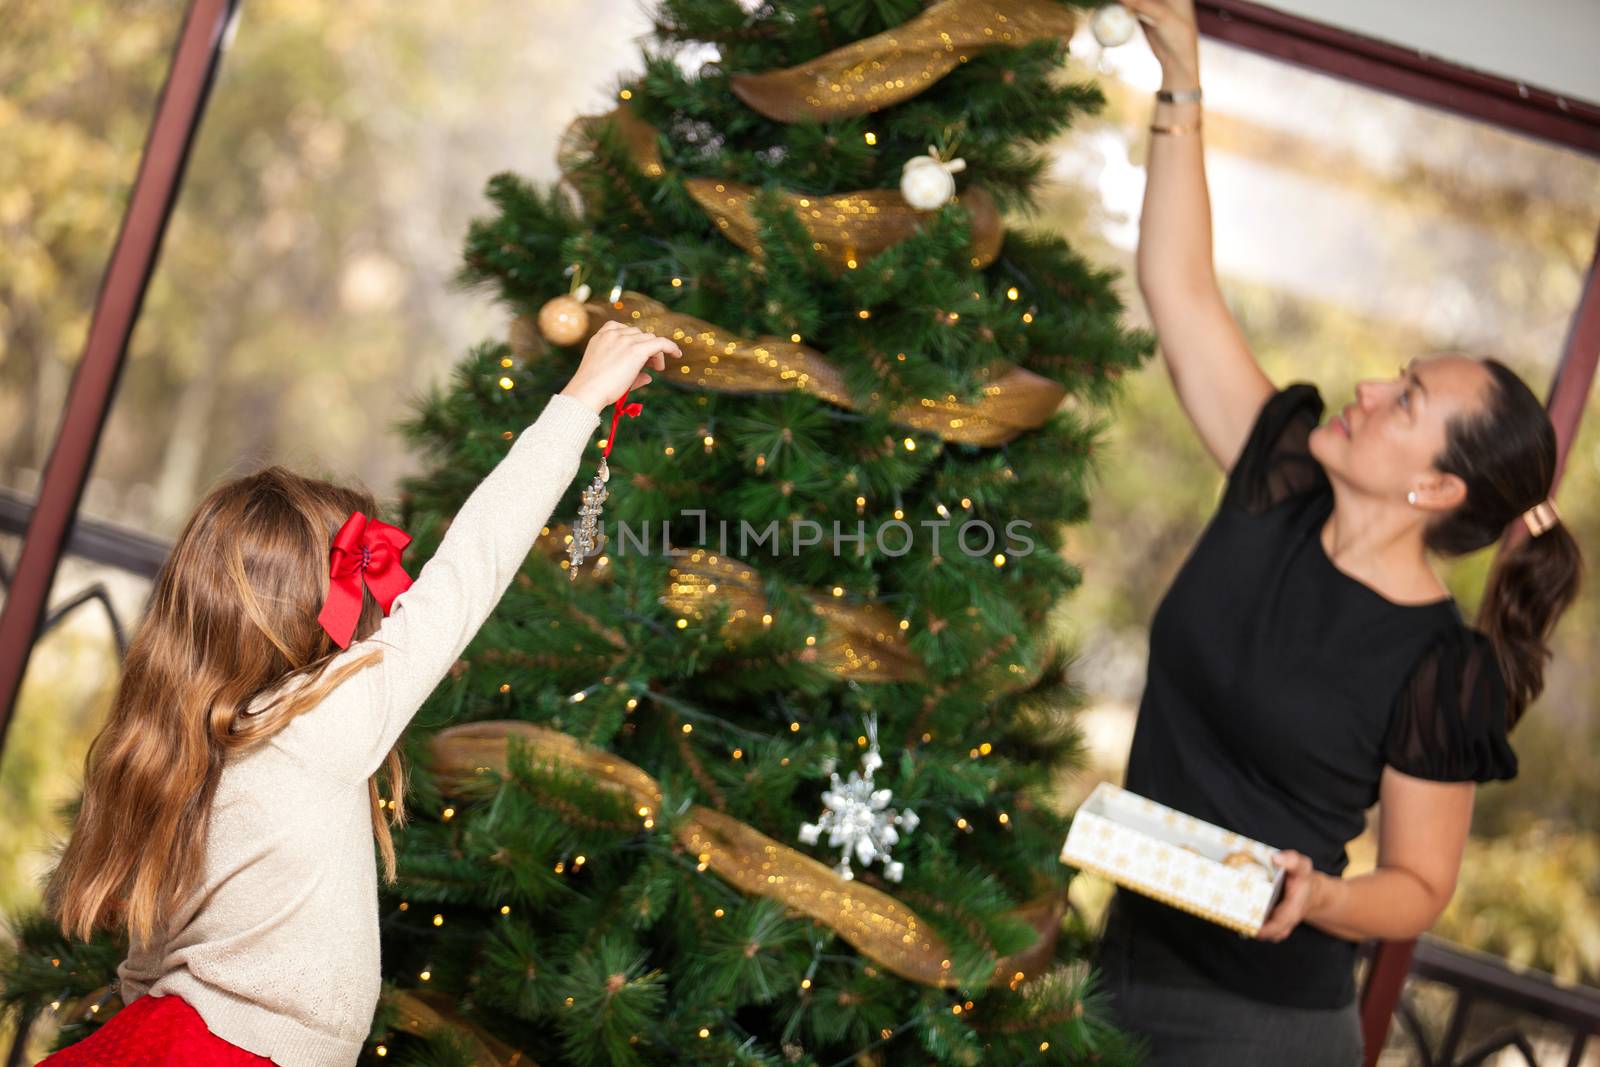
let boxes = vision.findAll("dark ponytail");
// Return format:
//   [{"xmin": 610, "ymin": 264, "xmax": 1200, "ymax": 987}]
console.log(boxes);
[
  {"xmin": 1478, "ymin": 520, "xmax": 1582, "ymax": 727},
  {"xmin": 1423, "ymin": 358, "xmax": 1584, "ymax": 728}
]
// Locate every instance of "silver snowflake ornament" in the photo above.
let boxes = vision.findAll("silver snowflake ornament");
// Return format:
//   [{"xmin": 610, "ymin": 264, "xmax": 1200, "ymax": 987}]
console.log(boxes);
[{"xmin": 798, "ymin": 716, "xmax": 917, "ymax": 882}]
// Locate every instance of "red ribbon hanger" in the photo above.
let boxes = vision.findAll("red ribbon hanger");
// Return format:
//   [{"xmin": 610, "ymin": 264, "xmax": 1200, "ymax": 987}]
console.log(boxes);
[
  {"xmin": 317, "ymin": 511, "xmax": 414, "ymax": 649},
  {"xmin": 604, "ymin": 388, "xmax": 644, "ymax": 458}
]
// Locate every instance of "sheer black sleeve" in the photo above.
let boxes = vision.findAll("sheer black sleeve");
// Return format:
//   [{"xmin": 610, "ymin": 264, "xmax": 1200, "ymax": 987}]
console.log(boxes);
[
  {"xmin": 1382, "ymin": 626, "xmax": 1519, "ymax": 783},
  {"xmin": 1223, "ymin": 383, "xmax": 1330, "ymax": 514}
]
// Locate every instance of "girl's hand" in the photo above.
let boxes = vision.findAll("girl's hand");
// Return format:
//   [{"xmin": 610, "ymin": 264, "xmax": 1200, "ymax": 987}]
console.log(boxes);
[
  {"xmin": 1118, "ymin": 0, "xmax": 1201, "ymax": 89},
  {"xmin": 560, "ymin": 320, "xmax": 683, "ymax": 414},
  {"xmin": 1254, "ymin": 849, "xmax": 1321, "ymax": 942}
]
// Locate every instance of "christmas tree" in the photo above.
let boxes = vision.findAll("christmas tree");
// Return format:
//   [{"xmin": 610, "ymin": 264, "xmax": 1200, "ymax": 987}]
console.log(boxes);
[{"xmin": 4, "ymin": 0, "xmax": 1156, "ymax": 1063}]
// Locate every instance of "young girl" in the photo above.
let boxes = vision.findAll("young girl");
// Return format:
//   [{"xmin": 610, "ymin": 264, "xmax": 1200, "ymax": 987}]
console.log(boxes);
[{"xmin": 39, "ymin": 321, "xmax": 681, "ymax": 1066}]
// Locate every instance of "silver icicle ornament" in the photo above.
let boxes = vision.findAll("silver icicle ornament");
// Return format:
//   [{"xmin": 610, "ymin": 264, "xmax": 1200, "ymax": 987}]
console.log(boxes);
[
  {"xmin": 567, "ymin": 390, "xmax": 642, "ymax": 580},
  {"xmin": 567, "ymin": 455, "xmax": 610, "ymax": 579}
]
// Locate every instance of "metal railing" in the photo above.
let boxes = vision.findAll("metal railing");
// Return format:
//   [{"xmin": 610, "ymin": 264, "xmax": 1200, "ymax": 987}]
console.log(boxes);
[
  {"xmin": 1360, "ymin": 936, "xmax": 1600, "ymax": 1066},
  {"xmin": 0, "ymin": 486, "xmax": 169, "ymax": 652}
]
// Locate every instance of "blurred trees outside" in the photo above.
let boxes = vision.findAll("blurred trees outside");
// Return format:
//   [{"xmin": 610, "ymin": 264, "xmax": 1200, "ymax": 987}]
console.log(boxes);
[
  {"xmin": 2, "ymin": 5, "xmax": 1598, "ymax": 1053},
  {"xmin": 3, "ymin": 0, "xmax": 664, "ymax": 529},
  {"xmin": 0, "ymin": 1, "xmax": 183, "ymax": 490}
]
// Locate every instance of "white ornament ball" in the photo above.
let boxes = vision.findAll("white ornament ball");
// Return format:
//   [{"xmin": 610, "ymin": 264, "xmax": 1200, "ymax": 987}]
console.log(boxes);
[
  {"xmin": 1091, "ymin": 3, "xmax": 1139, "ymax": 47},
  {"xmin": 900, "ymin": 155, "xmax": 958, "ymax": 211}
]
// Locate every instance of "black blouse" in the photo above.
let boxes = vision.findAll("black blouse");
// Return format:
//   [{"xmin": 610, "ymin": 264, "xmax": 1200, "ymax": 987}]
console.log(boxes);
[{"xmin": 1102, "ymin": 382, "xmax": 1518, "ymax": 1010}]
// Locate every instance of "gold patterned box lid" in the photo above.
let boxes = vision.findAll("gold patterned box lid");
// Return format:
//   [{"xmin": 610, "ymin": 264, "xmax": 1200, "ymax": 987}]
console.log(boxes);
[{"xmin": 1060, "ymin": 782, "xmax": 1287, "ymax": 937}]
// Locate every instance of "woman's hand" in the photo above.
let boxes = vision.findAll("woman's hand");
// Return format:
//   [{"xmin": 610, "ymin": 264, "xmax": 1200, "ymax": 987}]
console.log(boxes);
[
  {"xmin": 1118, "ymin": 0, "xmax": 1201, "ymax": 89},
  {"xmin": 560, "ymin": 320, "xmax": 683, "ymax": 414},
  {"xmin": 1254, "ymin": 849, "xmax": 1326, "ymax": 942}
]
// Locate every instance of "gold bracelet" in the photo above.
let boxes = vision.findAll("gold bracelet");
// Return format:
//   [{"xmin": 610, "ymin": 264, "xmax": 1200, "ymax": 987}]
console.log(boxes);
[{"xmin": 1150, "ymin": 120, "xmax": 1202, "ymax": 135}]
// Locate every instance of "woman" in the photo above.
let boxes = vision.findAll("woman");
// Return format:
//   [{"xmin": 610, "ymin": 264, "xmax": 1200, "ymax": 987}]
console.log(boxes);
[{"xmin": 1090, "ymin": 1, "xmax": 1585, "ymax": 1063}]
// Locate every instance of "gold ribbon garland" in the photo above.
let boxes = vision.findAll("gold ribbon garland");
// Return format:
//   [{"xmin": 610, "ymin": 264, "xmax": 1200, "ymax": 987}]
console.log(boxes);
[
  {"xmin": 386, "ymin": 990, "xmax": 536, "ymax": 1066},
  {"xmin": 555, "ymin": 100, "xmax": 664, "ymax": 215},
  {"xmin": 682, "ymin": 176, "xmax": 1004, "ymax": 272},
  {"xmin": 728, "ymin": 0, "xmax": 1079, "ymax": 123},
  {"xmin": 557, "ymin": 103, "xmax": 1005, "ymax": 271},
  {"xmin": 430, "ymin": 720, "xmax": 1065, "ymax": 989},
  {"xmin": 662, "ymin": 548, "xmax": 922, "ymax": 683},
  {"xmin": 528, "ymin": 532, "xmax": 1049, "ymax": 696},
  {"xmin": 599, "ymin": 291, "xmax": 851, "ymax": 404},
  {"xmin": 588, "ymin": 291, "xmax": 1065, "ymax": 447},
  {"xmin": 527, "ymin": 532, "xmax": 921, "ymax": 683},
  {"xmin": 570, "ymin": 101, "xmax": 664, "ymax": 178},
  {"xmin": 528, "ymin": 531, "xmax": 928, "ymax": 684}
]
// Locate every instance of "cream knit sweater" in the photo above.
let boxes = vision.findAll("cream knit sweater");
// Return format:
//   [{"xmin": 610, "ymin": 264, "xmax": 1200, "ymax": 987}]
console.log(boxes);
[{"xmin": 115, "ymin": 392, "xmax": 601, "ymax": 1066}]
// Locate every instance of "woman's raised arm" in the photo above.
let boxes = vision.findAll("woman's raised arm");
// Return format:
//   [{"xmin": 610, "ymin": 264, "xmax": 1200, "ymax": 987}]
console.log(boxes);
[{"xmin": 1123, "ymin": 0, "xmax": 1273, "ymax": 472}]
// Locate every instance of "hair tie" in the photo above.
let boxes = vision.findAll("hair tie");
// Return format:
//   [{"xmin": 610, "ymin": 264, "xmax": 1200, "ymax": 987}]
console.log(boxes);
[
  {"xmin": 318, "ymin": 511, "xmax": 414, "ymax": 648},
  {"xmin": 1521, "ymin": 499, "xmax": 1560, "ymax": 538}
]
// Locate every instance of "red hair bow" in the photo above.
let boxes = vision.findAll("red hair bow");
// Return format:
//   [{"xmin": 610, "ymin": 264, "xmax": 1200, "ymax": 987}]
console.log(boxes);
[{"xmin": 317, "ymin": 511, "xmax": 414, "ymax": 649}]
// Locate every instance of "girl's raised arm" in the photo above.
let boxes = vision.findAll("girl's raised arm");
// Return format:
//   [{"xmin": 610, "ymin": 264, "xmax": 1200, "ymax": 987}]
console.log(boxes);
[{"xmin": 277, "ymin": 323, "xmax": 680, "ymax": 782}]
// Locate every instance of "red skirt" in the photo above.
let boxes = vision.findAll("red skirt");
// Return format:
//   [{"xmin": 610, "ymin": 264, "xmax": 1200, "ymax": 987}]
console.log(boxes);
[{"xmin": 37, "ymin": 993, "xmax": 277, "ymax": 1066}]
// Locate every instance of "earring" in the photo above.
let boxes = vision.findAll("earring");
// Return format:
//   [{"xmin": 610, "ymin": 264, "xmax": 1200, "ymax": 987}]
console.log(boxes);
[{"xmin": 1407, "ymin": 490, "xmax": 1417, "ymax": 506}]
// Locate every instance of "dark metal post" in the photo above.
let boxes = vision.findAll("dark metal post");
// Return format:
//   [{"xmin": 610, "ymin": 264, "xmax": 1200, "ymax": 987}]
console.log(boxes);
[
  {"xmin": 1196, "ymin": 0, "xmax": 1600, "ymax": 155},
  {"xmin": 1531, "ymin": 224, "xmax": 1600, "ymax": 499},
  {"xmin": 0, "ymin": 0, "xmax": 240, "ymax": 757},
  {"xmin": 1359, "ymin": 938, "xmax": 1418, "ymax": 1064}
]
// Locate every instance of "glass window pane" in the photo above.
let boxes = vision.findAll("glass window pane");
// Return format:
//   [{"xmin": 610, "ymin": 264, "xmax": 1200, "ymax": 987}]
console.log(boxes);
[
  {"xmin": 84, "ymin": 0, "xmax": 655, "ymax": 536},
  {"xmin": 0, "ymin": 553, "xmax": 151, "ymax": 915}
]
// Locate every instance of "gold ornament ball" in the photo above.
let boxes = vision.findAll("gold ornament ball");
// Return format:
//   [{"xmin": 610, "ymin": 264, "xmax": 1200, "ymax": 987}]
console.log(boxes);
[{"xmin": 538, "ymin": 295, "xmax": 590, "ymax": 346}]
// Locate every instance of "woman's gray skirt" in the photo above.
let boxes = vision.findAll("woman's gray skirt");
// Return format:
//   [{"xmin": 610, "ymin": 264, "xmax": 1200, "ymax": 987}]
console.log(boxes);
[{"xmin": 1092, "ymin": 902, "xmax": 1366, "ymax": 1066}]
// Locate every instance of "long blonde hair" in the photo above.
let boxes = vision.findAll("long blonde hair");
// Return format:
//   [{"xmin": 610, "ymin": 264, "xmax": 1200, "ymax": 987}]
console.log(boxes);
[{"xmin": 47, "ymin": 466, "xmax": 409, "ymax": 945}]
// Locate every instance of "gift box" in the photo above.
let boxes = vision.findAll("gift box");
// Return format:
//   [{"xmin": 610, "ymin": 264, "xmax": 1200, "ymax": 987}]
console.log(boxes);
[{"xmin": 1060, "ymin": 782, "xmax": 1287, "ymax": 937}]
